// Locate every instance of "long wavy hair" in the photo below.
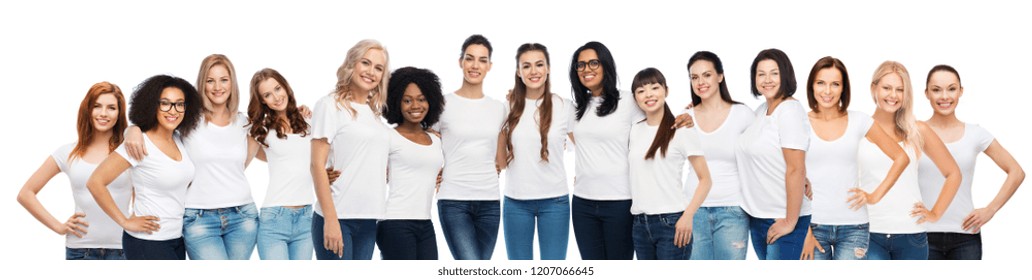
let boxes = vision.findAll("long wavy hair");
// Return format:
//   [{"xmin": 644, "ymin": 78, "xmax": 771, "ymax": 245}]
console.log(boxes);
[
  {"xmin": 71, "ymin": 82, "xmax": 127, "ymax": 161},
  {"xmin": 631, "ymin": 68, "xmax": 676, "ymax": 160},
  {"xmin": 247, "ymin": 68, "xmax": 309, "ymax": 147},
  {"xmin": 334, "ymin": 39, "xmax": 390, "ymax": 119},
  {"xmin": 569, "ymin": 41, "xmax": 620, "ymax": 120},
  {"xmin": 196, "ymin": 54, "xmax": 241, "ymax": 122},
  {"xmin": 871, "ymin": 60, "xmax": 922, "ymax": 155},
  {"xmin": 503, "ymin": 43, "xmax": 553, "ymax": 163}
]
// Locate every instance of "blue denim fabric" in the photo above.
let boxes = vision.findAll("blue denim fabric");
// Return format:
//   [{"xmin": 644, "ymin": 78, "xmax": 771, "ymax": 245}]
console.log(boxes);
[
  {"xmin": 182, "ymin": 202, "xmax": 259, "ymax": 260},
  {"xmin": 632, "ymin": 212, "xmax": 691, "ymax": 260},
  {"xmin": 257, "ymin": 205, "xmax": 313, "ymax": 260},
  {"xmin": 810, "ymin": 223, "xmax": 869, "ymax": 260},
  {"xmin": 928, "ymin": 232, "xmax": 982, "ymax": 260},
  {"xmin": 571, "ymin": 196, "xmax": 633, "ymax": 260},
  {"xmin": 376, "ymin": 220, "xmax": 438, "ymax": 260},
  {"xmin": 65, "ymin": 248, "xmax": 125, "ymax": 260},
  {"xmin": 690, "ymin": 206, "xmax": 749, "ymax": 260},
  {"xmin": 437, "ymin": 199, "xmax": 500, "ymax": 260},
  {"xmin": 122, "ymin": 231, "xmax": 185, "ymax": 260},
  {"xmin": 310, "ymin": 213, "xmax": 377, "ymax": 260},
  {"xmin": 503, "ymin": 195, "xmax": 571, "ymax": 260},
  {"xmin": 867, "ymin": 232, "xmax": 928, "ymax": 260},
  {"xmin": 748, "ymin": 215, "xmax": 812, "ymax": 260}
]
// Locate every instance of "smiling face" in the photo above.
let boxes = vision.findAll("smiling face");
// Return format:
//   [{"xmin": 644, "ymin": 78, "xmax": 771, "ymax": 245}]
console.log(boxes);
[
  {"xmin": 352, "ymin": 48, "xmax": 387, "ymax": 92},
  {"xmin": 755, "ymin": 59, "xmax": 781, "ymax": 101},
  {"xmin": 204, "ymin": 64, "xmax": 232, "ymax": 106},
  {"xmin": 91, "ymin": 93, "xmax": 119, "ymax": 133},
  {"xmin": 689, "ymin": 59, "xmax": 722, "ymax": 101},
  {"xmin": 157, "ymin": 87, "xmax": 186, "ymax": 132},
  {"xmin": 634, "ymin": 82, "xmax": 668, "ymax": 115},
  {"xmin": 873, "ymin": 73, "xmax": 905, "ymax": 114},
  {"xmin": 576, "ymin": 49, "xmax": 603, "ymax": 93},
  {"xmin": 812, "ymin": 67, "xmax": 844, "ymax": 112},
  {"xmin": 460, "ymin": 44, "xmax": 492, "ymax": 85},
  {"xmin": 400, "ymin": 83, "xmax": 429, "ymax": 124},
  {"xmin": 925, "ymin": 71, "xmax": 963, "ymax": 116},
  {"xmin": 257, "ymin": 77, "xmax": 289, "ymax": 113},
  {"xmin": 518, "ymin": 50, "xmax": 549, "ymax": 91}
]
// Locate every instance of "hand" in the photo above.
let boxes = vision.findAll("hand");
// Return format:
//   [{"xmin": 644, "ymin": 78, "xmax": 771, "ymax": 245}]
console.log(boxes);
[
  {"xmin": 673, "ymin": 214, "xmax": 693, "ymax": 248},
  {"xmin": 123, "ymin": 215, "xmax": 160, "ymax": 234},
  {"xmin": 847, "ymin": 188, "xmax": 873, "ymax": 210},
  {"xmin": 804, "ymin": 177, "xmax": 813, "ymax": 200},
  {"xmin": 298, "ymin": 105, "xmax": 313, "ymax": 119},
  {"xmin": 800, "ymin": 232, "xmax": 825, "ymax": 260},
  {"xmin": 672, "ymin": 112, "xmax": 695, "ymax": 129},
  {"xmin": 911, "ymin": 202, "xmax": 940, "ymax": 224},
  {"xmin": 427, "ymin": 128, "xmax": 441, "ymax": 138},
  {"xmin": 60, "ymin": 212, "xmax": 90, "ymax": 238},
  {"xmin": 124, "ymin": 126, "xmax": 147, "ymax": 161},
  {"xmin": 326, "ymin": 168, "xmax": 341, "ymax": 185},
  {"xmin": 766, "ymin": 218, "xmax": 796, "ymax": 244},
  {"xmin": 962, "ymin": 208, "xmax": 996, "ymax": 233},
  {"xmin": 323, "ymin": 219, "xmax": 344, "ymax": 258}
]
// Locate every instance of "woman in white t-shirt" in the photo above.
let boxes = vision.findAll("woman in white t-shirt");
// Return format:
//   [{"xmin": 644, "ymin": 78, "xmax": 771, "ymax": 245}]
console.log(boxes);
[
  {"xmin": 736, "ymin": 48, "xmax": 810, "ymax": 260},
  {"xmin": 87, "ymin": 75, "xmax": 203, "ymax": 260},
  {"xmin": 683, "ymin": 51, "xmax": 752, "ymax": 260},
  {"xmin": 310, "ymin": 39, "xmax": 391, "ymax": 260},
  {"xmin": 799, "ymin": 57, "xmax": 909, "ymax": 260},
  {"xmin": 499, "ymin": 43, "xmax": 576, "ymax": 260},
  {"xmin": 377, "ymin": 67, "xmax": 446, "ymax": 260},
  {"xmin": 628, "ymin": 68, "xmax": 712, "ymax": 260},
  {"xmin": 861, "ymin": 61, "xmax": 961, "ymax": 260},
  {"xmin": 17, "ymin": 82, "xmax": 131, "ymax": 260},
  {"xmin": 919, "ymin": 65, "xmax": 1024, "ymax": 260}
]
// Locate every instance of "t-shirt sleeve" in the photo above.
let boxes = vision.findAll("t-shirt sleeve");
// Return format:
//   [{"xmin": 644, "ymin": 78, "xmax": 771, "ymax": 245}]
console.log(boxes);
[
  {"xmin": 50, "ymin": 144, "xmax": 71, "ymax": 172},
  {"xmin": 310, "ymin": 96, "xmax": 340, "ymax": 143},
  {"xmin": 777, "ymin": 101, "xmax": 810, "ymax": 151},
  {"xmin": 852, "ymin": 111, "xmax": 874, "ymax": 138},
  {"xmin": 114, "ymin": 143, "xmax": 140, "ymax": 167},
  {"xmin": 679, "ymin": 128, "xmax": 705, "ymax": 157},
  {"xmin": 973, "ymin": 124, "xmax": 995, "ymax": 152}
]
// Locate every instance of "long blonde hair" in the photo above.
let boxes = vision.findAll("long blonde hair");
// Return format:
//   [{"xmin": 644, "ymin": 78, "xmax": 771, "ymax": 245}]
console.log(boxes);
[
  {"xmin": 196, "ymin": 54, "xmax": 241, "ymax": 122},
  {"xmin": 334, "ymin": 39, "xmax": 390, "ymax": 119},
  {"xmin": 871, "ymin": 60, "xmax": 922, "ymax": 155}
]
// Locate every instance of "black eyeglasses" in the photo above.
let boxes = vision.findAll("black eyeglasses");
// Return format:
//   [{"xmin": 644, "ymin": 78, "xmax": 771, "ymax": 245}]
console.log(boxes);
[
  {"xmin": 159, "ymin": 100, "xmax": 186, "ymax": 113},
  {"xmin": 576, "ymin": 59, "xmax": 601, "ymax": 72}
]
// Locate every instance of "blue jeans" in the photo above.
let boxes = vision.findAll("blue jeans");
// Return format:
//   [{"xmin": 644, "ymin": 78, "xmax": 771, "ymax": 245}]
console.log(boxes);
[
  {"xmin": 928, "ymin": 232, "xmax": 982, "ymax": 260},
  {"xmin": 257, "ymin": 205, "xmax": 313, "ymax": 260},
  {"xmin": 632, "ymin": 212, "xmax": 690, "ymax": 260},
  {"xmin": 437, "ymin": 199, "xmax": 500, "ymax": 260},
  {"xmin": 376, "ymin": 220, "xmax": 438, "ymax": 260},
  {"xmin": 66, "ymin": 248, "xmax": 125, "ymax": 260},
  {"xmin": 311, "ymin": 213, "xmax": 377, "ymax": 260},
  {"xmin": 571, "ymin": 196, "xmax": 633, "ymax": 260},
  {"xmin": 690, "ymin": 206, "xmax": 749, "ymax": 260},
  {"xmin": 868, "ymin": 232, "xmax": 928, "ymax": 260},
  {"xmin": 122, "ymin": 232, "xmax": 186, "ymax": 260},
  {"xmin": 810, "ymin": 223, "xmax": 869, "ymax": 260},
  {"xmin": 748, "ymin": 215, "xmax": 811, "ymax": 260},
  {"xmin": 183, "ymin": 202, "xmax": 259, "ymax": 260},
  {"xmin": 503, "ymin": 195, "xmax": 570, "ymax": 260}
]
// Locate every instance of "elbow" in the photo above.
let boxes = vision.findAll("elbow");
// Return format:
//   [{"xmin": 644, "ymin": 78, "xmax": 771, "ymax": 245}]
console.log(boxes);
[
  {"xmin": 895, "ymin": 153, "xmax": 910, "ymax": 167},
  {"xmin": 1014, "ymin": 167, "xmax": 1026, "ymax": 185},
  {"xmin": 16, "ymin": 189, "xmax": 31, "ymax": 207}
]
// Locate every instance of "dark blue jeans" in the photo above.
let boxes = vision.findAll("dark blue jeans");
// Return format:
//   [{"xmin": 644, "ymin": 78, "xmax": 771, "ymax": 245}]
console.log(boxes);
[
  {"xmin": 928, "ymin": 232, "xmax": 981, "ymax": 260},
  {"xmin": 437, "ymin": 200, "xmax": 500, "ymax": 260},
  {"xmin": 868, "ymin": 232, "xmax": 928, "ymax": 260},
  {"xmin": 748, "ymin": 215, "xmax": 811, "ymax": 260},
  {"xmin": 311, "ymin": 213, "xmax": 376, "ymax": 260},
  {"xmin": 571, "ymin": 196, "xmax": 633, "ymax": 260},
  {"xmin": 632, "ymin": 212, "xmax": 691, "ymax": 260},
  {"xmin": 376, "ymin": 220, "xmax": 438, "ymax": 260},
  {"xmin": 122, "ymin": 232, "xmax": 186, "ymax": 260},
  {"xmin": 65, "ymin": 248, "xmax": 125, "ymax": 260}
]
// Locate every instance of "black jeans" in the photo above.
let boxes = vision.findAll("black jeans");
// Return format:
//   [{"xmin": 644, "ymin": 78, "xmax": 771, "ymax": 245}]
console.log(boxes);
[
  {"xmin": 376, "ymin": 220, "xmax": 438, "ymax": 260},
  {"xmin": 122, "ymin": 232, "xmax": 186, "ymax": 260},
  {"xmin": 571, "ymin": 196, "xmax": 633, "ymax": 260},
  {"xmin": 928, "ymin": 232, "xmax": 982, "ymax": 260}
]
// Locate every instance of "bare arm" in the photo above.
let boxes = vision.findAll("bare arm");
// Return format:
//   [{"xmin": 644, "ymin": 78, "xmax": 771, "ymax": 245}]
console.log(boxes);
[
  {"xmin": 913, "ymin": 122, "xmax": 962, "ymax": 224},
  {"xmin": 244, "ymin": 137, "xmax": 260, "ymax": 168},
  {"xmin": 311, "ymin": 138, "xmax": 343, "ymax": 257},
  {"xmin": 495, "ymin": 130, "xmax": 508, "ymax": 174},
  {"xmin": 255, "ymin": 146, "xmax": 267, "ymax": 162},
  {"xmin": 963, "ymin": 139, "xmax": 1025, "ymax": 232},
  {"xmin": 674, "ymin": 156, "xmax": 711, "ymax": 248},
  {"xmin": 86, "ymin": 153, "xmax": 159, "ymax": 234},
  {"xmin": 768, "ymin": 148, "xmax": 805, "ymax": 244},
  {"xmin": 17, "ymin": 157, "xmax": 88, "ymax": 237},
  {"xmin": 850, "ymin": 124, "xmax": 911, "ymax": 208}
]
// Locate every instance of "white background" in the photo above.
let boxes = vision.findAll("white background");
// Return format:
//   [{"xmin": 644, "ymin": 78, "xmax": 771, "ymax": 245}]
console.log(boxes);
[{"xmin": 1, "ymin": 0, "xmax": 1027, "ymax": 276}]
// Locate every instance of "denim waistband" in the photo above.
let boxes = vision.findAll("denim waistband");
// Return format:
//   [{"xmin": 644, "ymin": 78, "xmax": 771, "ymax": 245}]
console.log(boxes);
[{"xmin": 188, "ymin": 203, "xmax": 254, "ymax": 216}]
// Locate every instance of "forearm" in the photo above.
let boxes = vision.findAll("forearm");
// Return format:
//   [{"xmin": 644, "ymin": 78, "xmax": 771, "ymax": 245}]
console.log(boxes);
[
  {"xmin": 987, "ymin": 168, "xmax": 1024, "ymax": 212},
  {"xmin": 684, "ymin": 177, "xmax": 711, "ymax": 217},
  {"xmin": 86, "ymin": 179, "xmax": 128, "ymax": 226},
  {"xmin": 17, "ymin": 189, "xmax": 63, "ymax": 233},
  {"xmin": 930, "ymin": 172, "xmax": 962, "ymax": 217},
  {"xmin": 784, "ymin": 168, "xmax": 804, "ymax": 223}
]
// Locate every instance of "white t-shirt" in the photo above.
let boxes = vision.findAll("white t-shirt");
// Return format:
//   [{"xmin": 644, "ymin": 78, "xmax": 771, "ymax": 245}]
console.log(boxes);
[
  {"xmin": 183, "ymin": 113, "xmax": 253, "ymax": 209},
  {"xmin": 260, "ymin": 120, "xmax": 315, "ymax": 208},
  {"xmin": 919, "ymin": 123, "xmax": 994, "ymax": 233},
  {"xmin": 311, "ymin": 95, "xmax": 390, "ymax": 219},
  {"xmin": 433, "ymin": 93, "xmax": 508, "ymax": 201},
  {"xmin": 859, "ymin": 139, "xmax": 924, "ymax": 234},
  {"xmin": 504, "ymin": 94, "xmax": 576, "ymax": 200},
  {"xmin": 52, "ymin": 143, "xmax": 132, "ymax": 249},
  {"xmin": 736, "ymin": 100, "xmax": 811, "ymax": 219},
  {"xmin": 115, "ymin": 133, "xmax": 195, "ymax": 241},
  {"xmin": 571, "ymin": 91, "xmax": 644, "ymax": 200},
  {"xmin": 628, "ymin": 122, "xmax": 705, "ymax": 215},
  {"xmin": 806, "ymin": 111, "xmax": 874, "ymax": 225},
  {"xmin": 385, "ymin": 130, "xmax": 444, "ymax": 220},
  {"xmin": 685, "ymin": 103, "xmax": 753, "ymax": 207}
]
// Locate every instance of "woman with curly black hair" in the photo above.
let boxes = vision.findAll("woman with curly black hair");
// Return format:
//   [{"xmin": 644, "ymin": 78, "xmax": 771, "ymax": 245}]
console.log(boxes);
[
  {"xmin": 377, "ymin": 66, "xmax": 446, "ymax": 260},
  {"xmin": 86, "ymin": 74, "xmax": 203, "ymax": 260}
]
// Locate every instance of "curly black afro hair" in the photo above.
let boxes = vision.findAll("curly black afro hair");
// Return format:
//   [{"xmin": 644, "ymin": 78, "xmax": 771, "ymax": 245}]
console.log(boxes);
[
  {"xmin": 384, "ymin": 67, "xmax": 445, "ymax": 129},
  {"xmin": 128, "ymin": 74, "xmax": 203, "ymax": 137}
]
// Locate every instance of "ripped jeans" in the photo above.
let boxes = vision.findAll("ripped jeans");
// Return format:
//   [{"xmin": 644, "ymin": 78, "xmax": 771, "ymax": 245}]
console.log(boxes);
[
  {"xmin": 690, "ymin": 206, "xmax": 749, "ymax": 260},
  {"xmin": 810, "ymin": 223, "xmax": 869, "ymax": 260}
]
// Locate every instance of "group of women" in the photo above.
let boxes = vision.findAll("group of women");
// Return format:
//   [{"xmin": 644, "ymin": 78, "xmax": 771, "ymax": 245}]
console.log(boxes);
[{"xmin": 17, "ymin": 35, "xmax": 1023, "ymax": 260}]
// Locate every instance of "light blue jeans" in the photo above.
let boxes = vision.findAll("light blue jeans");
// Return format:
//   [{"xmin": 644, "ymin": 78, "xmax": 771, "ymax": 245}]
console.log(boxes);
[
  {"xmin": 690, "ymin": 206, "xmax": 749, "ymax": 260},
  {"xmin": 502, "ymin": 195, "xmax": 570, "ymax": 260},
  {"xmin": 183, "ymin": 202, "xmax": 259, "ymax": 260},
  {"xmin": 257, "ymin": 205, "xmax": 313, "ymax": 260},
  {"xmin": 810, "ymin": 223, "xmax": 869, "ymax": 260}
]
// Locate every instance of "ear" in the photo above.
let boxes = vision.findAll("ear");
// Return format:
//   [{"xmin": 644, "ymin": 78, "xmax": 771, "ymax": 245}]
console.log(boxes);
[
  {"xmin": 957, "ymin": 86, "xmax": 964, "ymax": 99},
  {"xmin": 718, "ymin": 73, "xmax": 725, "ymax": 84}
]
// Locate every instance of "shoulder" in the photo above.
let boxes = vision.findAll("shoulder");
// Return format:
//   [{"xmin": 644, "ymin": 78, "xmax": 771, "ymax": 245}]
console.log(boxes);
[{"xmin": 915, "ymin": 120, "xmax": 936, "ymax": 136}]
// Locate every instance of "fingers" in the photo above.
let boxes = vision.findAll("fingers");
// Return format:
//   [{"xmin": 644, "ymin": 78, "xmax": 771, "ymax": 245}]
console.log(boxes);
[
  {"xmin": 817, "ymin": 242, "xmax": 826, "ymax": 253},
  {"xmin": 65, "ymin": 223, "xmax": 86, "ymax": 238}
]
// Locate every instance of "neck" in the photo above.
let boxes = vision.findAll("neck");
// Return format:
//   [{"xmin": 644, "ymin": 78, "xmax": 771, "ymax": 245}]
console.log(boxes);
[
  {"xmin": 396, "ymin": 121, "xmax": 424, "ymax": 133},
  {"xmin": 210, "ymin": 106, "xmax": 229, "ymax": 117},
  {"xmin": 456, "ymin": 82, "xmax": 485, "ymax": 99},
  {"xmin": 812, "ymin": 107, "xmax": 846, "ymax": 120},
  {"xmin": 697, "ymin": 95, "xmax": 728, "ymax": 111},
  {"xmin": 347, "ymin": 84, "xmax": 370, "ymax": 104},
  {"xmin": 765, "ymin": 97, "xmax": 784, "ymax": 114},
  {"xmin": 926, "ymin": 112, "xmax": 961, "ymax": 128},
  {"xmin": 148, "ymin": 127, "xmax": 175, "ymax": 141},
  {"xmin": 89, "ymin": 130, "xmax": 114, "ymax": 148},
  {"xmin": 872, "ymin": 109, "xmax": 896, "ymax": 127},
  {"xmin": 589, "ymin": 86, "xmax": 603, "ymax": 97},
  {"xmin": 526, "ymin": 87, "xmax": 545, "ymax": 100},
  {"xmin": 645, "ymin": 108, "xmax": 664, "ymax": 126}
]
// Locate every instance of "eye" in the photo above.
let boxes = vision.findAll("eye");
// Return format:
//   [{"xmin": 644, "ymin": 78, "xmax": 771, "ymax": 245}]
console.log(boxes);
[
  {"xmin": 816, "ymin": 81, "xmax": 825, "ymax": 85},
  {"xmin": 690, "ymin": 75, "xmax": 698, "ymax": 81}
]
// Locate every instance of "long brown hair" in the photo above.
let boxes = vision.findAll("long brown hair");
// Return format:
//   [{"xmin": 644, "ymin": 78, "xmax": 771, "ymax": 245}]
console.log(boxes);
[
  {"xmin": 247, "ymin": 68, "xmax": 310, "ymax": 147},
  {"xmin": 71, "ymin": 82, "xmax": 127, "ymax": 161},
  {"xmin": 631, "ymin": 68, "xmax": 676, "ymax": 160},
  {"xmin": 503, "ymin": 43, "xmax": 553, "ymax": 163}
]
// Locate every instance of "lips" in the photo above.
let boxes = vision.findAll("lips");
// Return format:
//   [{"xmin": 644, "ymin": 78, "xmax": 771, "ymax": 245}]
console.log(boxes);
[
  {"xmin": 528, "ymin": 76, "xmax": 542, "ymax": 83},
  {"xmin": 467, "ymin": 71, "xmax": 481, "ymax": 78},
  {"xmin": 936, "ymin": 100, "xmax": 953, "ymax": 110},
  {"xmin": 582, "ymin": 73, "xmax": 596, "ymax": 82},
  {"xmin": 95, "ymin": 118, "xmax": 111, "ymax": 125},
  {"xmin": 697, "ymin": 85, "xmax": 710, "ymax": 93},
  {"xmin": 164, "ymin": 115, "xmax": 179, "ymax": 122}
]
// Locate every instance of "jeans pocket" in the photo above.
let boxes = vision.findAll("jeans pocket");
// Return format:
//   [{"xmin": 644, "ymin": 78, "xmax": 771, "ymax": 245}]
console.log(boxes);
[
  {"xmin": 661, "ymin": 213, "xmax": 682, "ymax": 228},
  {"xmin": 240, "ymin": 203, "xmax": 259, "ymax": 220},
  {"xmin": 260, "ymin": 208, "xmax": 278, "ymax": 222},
  {"xmin": 183, "ymin": 210, "xmax": 199, "ymax": 226},
  {"xmin": 909, "ymin": 233, "xmax": 928, "ymax": 248}
]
